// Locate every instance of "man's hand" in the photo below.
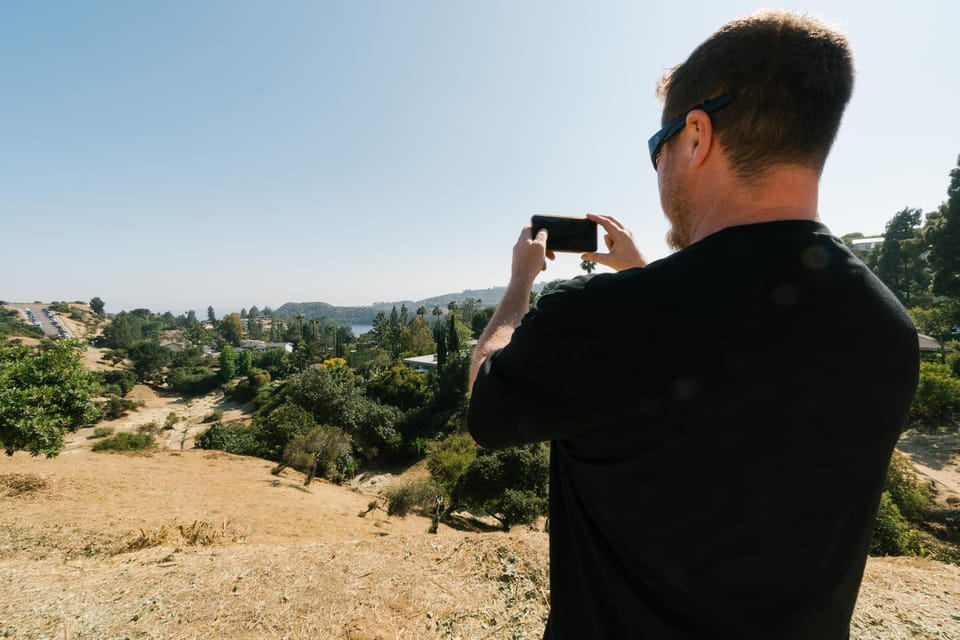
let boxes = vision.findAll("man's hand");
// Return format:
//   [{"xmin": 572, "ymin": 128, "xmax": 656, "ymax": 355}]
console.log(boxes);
[
  {"xmin": 512, "ymin": 226, "xmax": 555, "ymax": 286},
  {"xmin": 581, "ymin": 213, "xmax": 647, "ymax": 271},
  {"xmin": 469, "ymin": 226, "xmax": 555, "ymax": 392}
]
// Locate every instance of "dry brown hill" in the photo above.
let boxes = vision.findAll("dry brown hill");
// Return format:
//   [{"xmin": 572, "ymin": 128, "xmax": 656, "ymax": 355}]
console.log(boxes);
[{"xmin": 2, "ymin": 427, "xmax": 959, "ymax": 639}]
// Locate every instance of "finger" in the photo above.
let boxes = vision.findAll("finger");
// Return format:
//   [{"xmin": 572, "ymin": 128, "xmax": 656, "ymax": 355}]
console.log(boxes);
[
  {"xmin": 587, "ymin": 213, "xmax": 624, "ymax": 232},
  {"xmin": 580, "ymin": 251, "xmax": 606, "ymax": 262},
  {"xmin": 533, "ymin": 228, "xmax": 548, "ymax": 245},
  {"xmin": 545, "ymin": 250, "xmax": 556, "ymax": 261},
  {"xmin": 604, "ymin": 234, "xmax": 614, "ymax": 250}
]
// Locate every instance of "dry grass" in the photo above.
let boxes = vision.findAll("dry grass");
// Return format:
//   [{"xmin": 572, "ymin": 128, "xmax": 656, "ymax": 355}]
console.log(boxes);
[
  {"xmin": 0, "ymin": 473, "xmax": 48, "ymax": 497},
  {"xmin": 0, "ymin": 435, "xmax": 959, "ymax": 638}
]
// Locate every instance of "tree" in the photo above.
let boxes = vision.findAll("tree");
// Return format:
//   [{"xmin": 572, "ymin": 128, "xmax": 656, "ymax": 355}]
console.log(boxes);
[
  {"xmin": 207, "ymin": 306, "xmax": 217, "ymax": 324},
  {"xmin": 453, "ymin": 444, "xmax": 550, "ymax": 530},
  {"xmin": 928, "ymin": 155, "xmax": 960, "ymax": 298},
  {"xmin": 580, "ymin": 260, "xmax": 597, "ymax": 274},
  {"xmin": 874, "ymin": 208, "xmax": 928, "ymax": 304},
  {"xmin": 127, "ymin": 340, "xmax": 171, "ymax": 384},
  {"xmin": 89, "ymin": 296, "xmax": 106, "ymax": 317},
  {"xmin": 0, "ymin": 340, "xmax": 100, "ymax": 457},
  {"xmin": 220, "ymin": 313, "xmax": 244, "ymax": 346},
  {"xmin": 219, "ymin": 344, "xmax": 238, "ymax": 381},
  {"xmin": 471, "ymin": 306, "xmax": 495, "ymax": 339},
  {"xmin": 237, "ymin": 348, "xmax": 253, "ymax": 377}
]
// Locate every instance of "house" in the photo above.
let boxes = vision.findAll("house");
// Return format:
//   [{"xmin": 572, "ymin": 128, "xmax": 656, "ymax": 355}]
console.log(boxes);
[
  {"xmin": 402, "ymin": 354, "xmax": 439, "ymax": 372},
  {"xmin": 850, "ymin": 236, "xmax": 884, "ymax": 253}
]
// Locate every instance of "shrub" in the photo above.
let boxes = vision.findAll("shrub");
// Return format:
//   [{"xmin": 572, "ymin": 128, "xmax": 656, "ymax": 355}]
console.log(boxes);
[
  {"xmin": 276, "ymin": 425, "xmax": 354, "ymax": 484},
  {"xmin": 453, "ymin": 444, "xmax": 549, "ymax": 530},
  {"xmin": 91, "ymin": 426, "xmax": 115, "ymax": 439},
  {"xmin": 164, "ymin": 412, "xmax": 181, "ymax": 430},
  {"xmin": 385, "ymin": 478, "xmax": 443, "ymax": 517},
  {"xmin": 202, "ymin": 409, "xmax": 224, "ymax": 423},
  {"xmin": 910, "ymin": 361, "xmax": 960, "ymax": 429},
  {"xmin": 195, "ymin": 422, "xmax": 259, "ymax": 457},
  {"xmin": 884, "ymin": 451, "xmax": 934, "ymax": 522},
  {"xmin": 870, "ymin": 491, "xmax": 924, "ymax": 556},
  {"xmin": 426, "ymin": 432, "xmax": 478, "ymax": 499},
  {"xmin": 92, "ymin": 432, "xmax": 156, "ymax": 452},
  {"xmin": 101, "ymin": 369, "xmax": 138, "ymax": 396},
  {"xmin": 167, "ymin": 366, "xmax": 220, "ymax": 395},
  {"xmin": 99, "ymin": 394, "xmax": 144, "ymax": 420},
  {"xmin": 136, "ymin": 421, "xmax": 162, "ymax": 436}
]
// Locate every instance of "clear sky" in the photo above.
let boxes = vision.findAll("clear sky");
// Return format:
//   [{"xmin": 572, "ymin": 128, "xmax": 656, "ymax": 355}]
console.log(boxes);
[{"xmin": 3, "ymin": 1, "xmax": 957, "ymax": 315}]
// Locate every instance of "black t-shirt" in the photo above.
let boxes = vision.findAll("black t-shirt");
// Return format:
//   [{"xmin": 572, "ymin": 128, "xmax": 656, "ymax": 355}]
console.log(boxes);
[{"xmin": 469, "ymin": 221, "xmax": 919, "ymax": 639}]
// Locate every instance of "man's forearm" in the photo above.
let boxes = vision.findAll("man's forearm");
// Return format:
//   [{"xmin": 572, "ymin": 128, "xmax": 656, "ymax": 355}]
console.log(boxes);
[{"xmin": 469, "ymin": 279, "xmax": 533, "ymax": 391}]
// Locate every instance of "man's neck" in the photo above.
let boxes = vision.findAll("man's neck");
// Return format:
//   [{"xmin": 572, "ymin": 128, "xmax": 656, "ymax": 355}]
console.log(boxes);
[{"xmin": 687, "ymin": 165, "xmax": 820, "ymax": 245}]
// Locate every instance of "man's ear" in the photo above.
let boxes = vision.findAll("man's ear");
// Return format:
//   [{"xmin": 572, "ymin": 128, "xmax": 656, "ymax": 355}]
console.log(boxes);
[{"xmin": 684, "ymin": 110, "xmax": 714, "ymax": 170}]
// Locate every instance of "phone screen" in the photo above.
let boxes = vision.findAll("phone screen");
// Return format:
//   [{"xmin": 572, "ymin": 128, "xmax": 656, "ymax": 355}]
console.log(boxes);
[{"xmin": 531, "ymin": 215, "xmax": 598, "ymax": 253}]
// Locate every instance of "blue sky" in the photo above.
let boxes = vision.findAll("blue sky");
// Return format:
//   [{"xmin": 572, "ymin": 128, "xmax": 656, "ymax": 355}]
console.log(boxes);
[{"xmin": 3, "ymin": 1, "xmax": 957, "ymax": 314}]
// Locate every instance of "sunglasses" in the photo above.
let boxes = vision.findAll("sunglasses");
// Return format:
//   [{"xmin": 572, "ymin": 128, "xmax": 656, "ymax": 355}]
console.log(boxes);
[{"xmin": 647, "ymin": 96, "xmax": 732, "ymax": 170}]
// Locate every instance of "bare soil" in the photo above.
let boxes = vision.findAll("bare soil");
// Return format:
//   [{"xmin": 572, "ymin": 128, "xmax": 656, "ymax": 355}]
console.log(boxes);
[{"xmin": 1, "ymin": 402, "xmax": 959, "ymax": 639}]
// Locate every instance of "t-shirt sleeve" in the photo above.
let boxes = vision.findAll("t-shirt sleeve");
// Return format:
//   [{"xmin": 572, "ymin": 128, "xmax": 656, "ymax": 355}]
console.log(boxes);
[{"xmin": 468, "ymin": 280, "xmax": 615, "ymax": 449}]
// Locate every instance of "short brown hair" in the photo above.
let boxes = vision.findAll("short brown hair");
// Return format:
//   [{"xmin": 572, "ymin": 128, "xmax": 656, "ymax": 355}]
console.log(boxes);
[{"xmin": 657, "ymin": 11, "xmax": 854, "ymax": 179}]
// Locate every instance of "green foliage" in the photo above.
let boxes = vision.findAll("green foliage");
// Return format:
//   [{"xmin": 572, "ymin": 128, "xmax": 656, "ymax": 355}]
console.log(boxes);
[
  {"xmin": 229, "ymin": 367, "xmax": 271, "ymax": 404},
  {"xmin": 195, "ymin": 421, "xmax": 259, "ymax": 456},
  {"xmin": 237, "ymin": 349, "xmax": 253, "ymax": 376},
  {"xmin": 367, "ymin": 364, "xmax": 430, "ymax": 412},
  {"xmin": 471, "ymin": 306, "xmax": 495, "ymax": 339},
  {"xmin": 167, "ymin": 366, "xmax": 219, "ymax": 395},
  {"xmin": 203, "ymin": 409, "xmax": 224, "ymax": 423},
  {"xmin": 283, "ymin": 367, "xmax": 402, "ymax": 459},
  {"xmin": 100, "ymin": 369, "xmax": 138, "ymax": 397},
  {"xmin": 0, "ymin": 308, "xmax": 43, "ymax": 339},
  {"xmin": 278, "ymin": 425, "xmax": 354, "ymax": 484},
  {"xmin": 220, "ymin": 313, "xmax": 244, "ymax": 346},
  {"xmin": 253, "ymin": 401, "xmax": 317, "ymax": 461},
  {"xmin": 91, "ymin": 431, "xmax": 156, "ymax": 452},
  {"xmin": 98, "ymin": 394, "xmax": 143, "ymax": 420},
  {"xmin": 884, "ymin": 451, "xmax": 934, "ymax": 522},
  {"xmin": 252, "ymin": 348, "xmax": 293, "ymax": 380},
  {"xmin": 219, "ymin": 345, "xmax": 238, "ymax": 382},
  {"xmin": 0, "ymin": 340, "xmax": 101, "ymax": 457},
  {"xmin": 91, "ymin": 426, "xmax": 114, "ymax": 439},
  {"xmin": 100, "ymin": 310, "xmax": 163, "ymax": 350},
  {"xmin": 385, "ymin": 478, "xmax": 443, "ymax": 517},
  {"xmin": 426, "ymin": 432, "xmax": 478, "ymax": 499},
  {"xmin": 927, "ymin": 155, "xmax": 960, "ymax": 298},
  {"xmin": 89, "ymin": 297, "xmax": 106, "ymax": 317},
  {"xmin": 870, "ymin": 492, "xmax": 924, "ymax": 557},
  {"xmin": 164, "ymin": 412, "xmax": 181, "ymax": 430},
  {"xmin": 127, "ymin": 340, "xmax": 172, "ymax": 384},
  {"xmin": 136, "ymin": 421, "xmax": 162, "ymax": 436},
  {"xmin": 909, "ymin": 361, "xmax": 960, "ymax": 429},
  {"xmin": 453, "ymin": 443, "xmax": 549, "ymax": 530}
]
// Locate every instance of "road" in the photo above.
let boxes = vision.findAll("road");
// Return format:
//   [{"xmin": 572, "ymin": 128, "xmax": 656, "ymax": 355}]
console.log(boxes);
[{"xmin": 17, "ymin": 304, "xmax": 72, "ymax": 339}]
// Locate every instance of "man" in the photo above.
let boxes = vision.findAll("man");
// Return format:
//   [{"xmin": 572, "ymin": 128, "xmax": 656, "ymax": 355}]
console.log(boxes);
[{"xmin": 468, "ymin": 10, "xmax": 919, "ymax": 640}]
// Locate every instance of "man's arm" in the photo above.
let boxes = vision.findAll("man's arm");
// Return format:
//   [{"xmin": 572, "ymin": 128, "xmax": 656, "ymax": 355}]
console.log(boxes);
[{"xmin": 469, "ymin": 226, "xmax": 551, "ymax": 392}]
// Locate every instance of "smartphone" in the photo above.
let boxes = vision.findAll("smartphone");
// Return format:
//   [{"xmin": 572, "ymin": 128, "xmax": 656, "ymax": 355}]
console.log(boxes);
[{"xmin": 531, "ymin": 215, "xmax": 598, "ymax": 253}]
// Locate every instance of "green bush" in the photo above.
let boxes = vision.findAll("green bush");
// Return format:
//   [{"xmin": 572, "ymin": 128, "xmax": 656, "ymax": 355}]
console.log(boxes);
[
  {"xmin": 92, "ymin": 432, "xmax": 156, "ymax": 452},
  {"xmin": 202, "ymin": 409, "xmax": 224, "ymax": 423},
  {"xmin": 385, "ymin": 478, "xmax": 443, "ymax": 517},
  {"xmin": 164, "ymin": 412, "xmax": 181, "ymax": 430},
  {"xmin": 91, "ymin": 426, "xmax": 115, "ymax": 439},
  {"xmin": 453, "ymin": 444, "xmax": 549, "ymax": 530},
  {"xmin": 195, "ymin": 421, "xmax": 259, "ymax": 457},
  {"xmin": 277, "ymin": 425, "xmax": 354, "ymax": 484},
  {"xmin": 426, "ymin": 432, "xmax": 477, "ymax": 499},
  {"xmin": 99, "ymin": 394, "xmax": 143, "ymax": 420},
  {"xmin": 167, "ymin": 366, "xmax": 220, "ymax": 395},
  {"xmin": 910, "ymin": 361, "xmax": 960, "ymax": 429},
  {"xmin": 870, "ymin": 491, "xmax": 924, "ymax": 556},
  {"xmin": 884, "ymin": 451, "xmax": 934, "ymax": 522},
  {"xmin": 136, "ymin": 421, "xmax": 162, "ymax": 436}
]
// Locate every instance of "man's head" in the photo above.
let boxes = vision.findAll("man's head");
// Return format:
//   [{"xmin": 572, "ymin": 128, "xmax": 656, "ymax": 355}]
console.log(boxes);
[{"xmin": 656, "ymin": 10, "xmax": 855, "ymax": 181}]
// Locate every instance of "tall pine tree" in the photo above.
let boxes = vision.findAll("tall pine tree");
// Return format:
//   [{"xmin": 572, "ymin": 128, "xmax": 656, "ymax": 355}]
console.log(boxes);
[{"xmin": 928, "ymin": 155, "xmax": 960, "ymax": 299}]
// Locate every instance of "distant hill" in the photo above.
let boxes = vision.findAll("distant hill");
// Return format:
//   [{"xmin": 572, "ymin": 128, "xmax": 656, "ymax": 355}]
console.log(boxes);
[{"xmin": 275, "ymin": 285, "xmax": 545, "ymax": 323}]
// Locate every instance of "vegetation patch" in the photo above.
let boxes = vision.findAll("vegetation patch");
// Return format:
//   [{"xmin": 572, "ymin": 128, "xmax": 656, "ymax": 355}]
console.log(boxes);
[
  {"xmin": 91, "ymin": 432, "xmax": 156, "ymax": 452},
  {"xmin": 112, "ymin": 519, "xmax": 245, "ymax": 554},
  {"xmin": 0, "ymin": 473, "xmax": 48, "ymax": 497}
]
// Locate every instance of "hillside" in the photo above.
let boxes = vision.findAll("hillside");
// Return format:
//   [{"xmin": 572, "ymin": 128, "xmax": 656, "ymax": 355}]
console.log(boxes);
[{"xmin": 2, "ymin": 406, "xmax": 960, "ymax": 639}]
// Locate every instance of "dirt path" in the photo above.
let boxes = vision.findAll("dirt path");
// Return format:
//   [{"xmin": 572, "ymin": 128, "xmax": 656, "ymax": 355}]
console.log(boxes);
[
  {"xmin": 897, "ymin": 430, "xmax": 960, "ymax": 504},
  {"xmin": 66, "ymin": 384, "xmax": 250, "ymax": 454}
]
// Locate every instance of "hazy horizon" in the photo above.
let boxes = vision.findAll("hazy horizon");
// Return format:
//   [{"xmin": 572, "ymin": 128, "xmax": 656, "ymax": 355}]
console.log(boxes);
[{"xmin": 5, "ymin": 1, "xmax": 957, "ymax": 313}]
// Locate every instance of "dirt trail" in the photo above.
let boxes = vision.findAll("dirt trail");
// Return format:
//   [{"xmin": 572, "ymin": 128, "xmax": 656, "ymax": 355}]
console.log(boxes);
[{"xmin": 897, "ymin": 430, "xmax": 960, "ymax": 503}]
